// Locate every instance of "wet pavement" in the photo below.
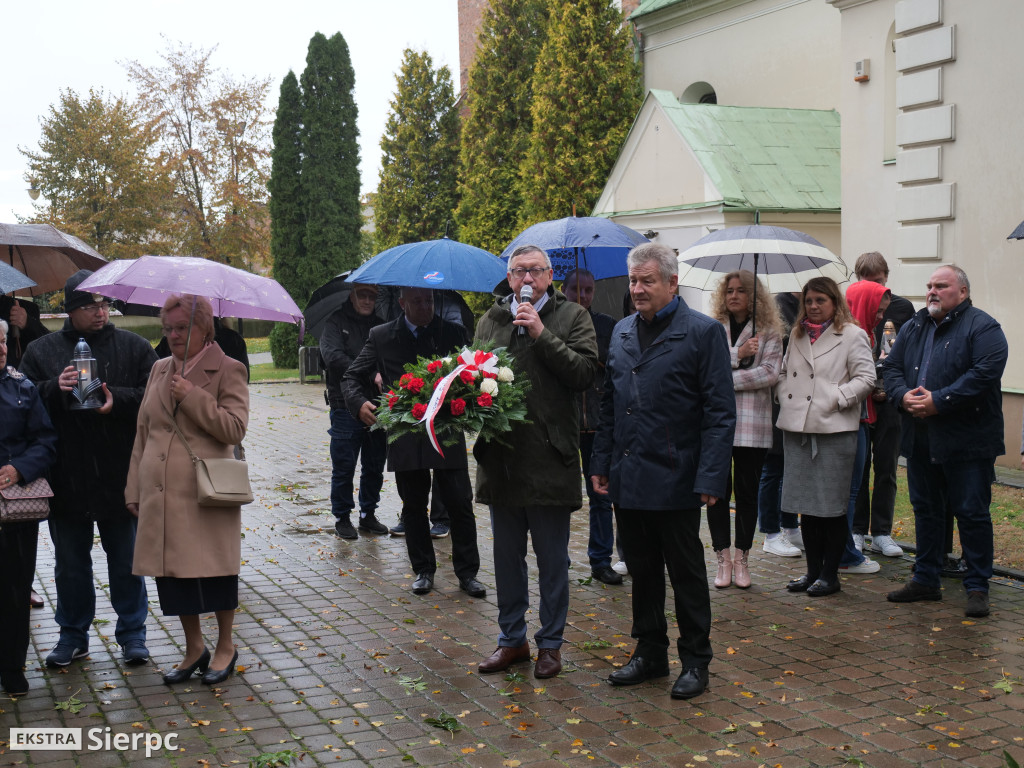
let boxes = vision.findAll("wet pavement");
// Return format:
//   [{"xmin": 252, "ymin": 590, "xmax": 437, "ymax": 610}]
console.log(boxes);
[{"xmin": 3, "ymin": 381, "xmax": 1024, "ymax": 768}]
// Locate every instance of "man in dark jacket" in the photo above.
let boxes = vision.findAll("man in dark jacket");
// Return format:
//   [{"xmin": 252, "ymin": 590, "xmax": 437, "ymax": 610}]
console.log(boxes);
[
  {"xmin": 341, "ymin": 287, "xmax": 484, "ymax": 599},
  {"xmin": 0, "ymin": 295, "xmax": 49, "ymax": 370},
  {"xmin": 851, "ymin": 252, "xmax": 916, "ymax": 558},
  {"xmin": 883, "ymin": 264, "xmax": 1007, "ymax": 618},
  {"xmin": 473, "ymin": 246, "xmax": 598, "ymax": 680},
  {"xmin": 321, "ymin": 283, "xmax": 388, "ymax": 539},
  {"xmin": 20, "ymin": 270, "xmax": 157, "ymax": 668},
  {"xmin": 563, "ymin": 268, "xmax": 621, "ymax": 586},
  {"xmin": 591, "ymin": 243, "xmax": 736, "ymax": 700}
]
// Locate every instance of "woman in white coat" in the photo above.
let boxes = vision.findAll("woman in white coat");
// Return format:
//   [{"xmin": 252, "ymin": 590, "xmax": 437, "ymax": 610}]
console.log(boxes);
[
  {"xmin": 775, "ymin": 277, "xmax": 875, "ymax": 597},
  {"xmin": 707, "ymin": 271, "xmax": 783, "ymax": 589}
]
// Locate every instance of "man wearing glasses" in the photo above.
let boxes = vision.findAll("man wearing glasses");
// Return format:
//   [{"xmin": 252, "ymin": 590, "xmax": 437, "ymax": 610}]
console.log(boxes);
[
  {"xmin": 20, "ymin": 270, "xmax": 157, "ymax": 669},
  {"xmin": 472, "ymin": 245, "xmax": 598, "ymax": 680}
]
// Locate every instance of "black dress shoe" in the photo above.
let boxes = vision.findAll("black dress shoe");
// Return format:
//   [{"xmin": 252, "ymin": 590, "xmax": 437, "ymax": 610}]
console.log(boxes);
[
  {"xmin": 786, "ymin": 574, "xmax": 813, "ymax": 593},
  {"xmin": 1, "ymin": 669, "xmax": 29, "ymax": 696},
  {"xmin": 201, "ymin": 649, "xmax": 238, "ymax": 686},
  {"xmin": 806, "ymin": 578, "xmax": 841, "ymax": 597},
  {"xmin": 162, "ymin": 648, "xmax": 210, "ymax": 685},
  {"xmin": 592, "ymin": 566, "xmax": 624, "ymax": 585},
  {"xmin": 459, "ymin": 578, "xmax": 486, "ymax": 598},
  {"xmin": 670, "ymin": 666, "xmax": 709, "ymax": 700},
  {"xmin": 412, "ymin": 573, "xmax": 434, "ymax": 595},
  {"xmin": 608, "ymin": 655, "xmax": 670, "ymax": 686}
]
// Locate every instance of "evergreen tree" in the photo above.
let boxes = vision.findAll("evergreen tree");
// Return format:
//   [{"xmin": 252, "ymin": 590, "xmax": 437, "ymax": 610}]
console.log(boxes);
[
  {"xmin": 268, "ymin": 70, "xmax": 306, "ymax": 368},
  {"xmin": 456, "ymin": 0, "xmax": 550, "ymax": 254},
  {"xmin": 300, "ymin": 32, "xmax": 362, "ymax": 288},
  {"xmin": 375, "ymin": 49, "xmax": 460, "ymax": 251},
  {"xmin": 517, "ymin": 0, "xmax": 641, "ymax": 226}
]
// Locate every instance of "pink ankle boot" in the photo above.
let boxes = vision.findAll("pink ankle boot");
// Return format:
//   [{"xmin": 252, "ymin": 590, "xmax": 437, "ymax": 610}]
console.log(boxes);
[
  {"xmin": 733, "ymin": 549, "xmax": 751, "ymax": 589},
  {"xmin": 714, "ymin": 549, "xmax": 732, "ymax": 589}
]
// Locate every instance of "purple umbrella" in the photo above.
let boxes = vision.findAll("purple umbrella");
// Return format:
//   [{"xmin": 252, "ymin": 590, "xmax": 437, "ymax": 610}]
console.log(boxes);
[{"xmin": 77, "ymin": 255, "xmax": 303, "ymax": 330}]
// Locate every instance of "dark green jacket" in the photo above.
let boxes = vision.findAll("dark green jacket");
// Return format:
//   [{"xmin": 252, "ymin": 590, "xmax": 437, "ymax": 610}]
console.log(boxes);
[{"xmin": 473, "ymin": 285, "xmax": 598, "ymax": 509}]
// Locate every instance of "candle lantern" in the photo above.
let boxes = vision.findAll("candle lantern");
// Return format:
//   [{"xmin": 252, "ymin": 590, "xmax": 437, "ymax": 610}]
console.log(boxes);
[{"xmin": 70, "ymin": 337, "xmax": 103, "ymax": 410}]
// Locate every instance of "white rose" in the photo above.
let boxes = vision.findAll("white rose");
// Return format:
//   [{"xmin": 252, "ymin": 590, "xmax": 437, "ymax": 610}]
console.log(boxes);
[
  {"xmin": 497, "ymin": 367, "xmax": 514, "ymax": 383},
  {"xmin": 480, "ymin": 378, "xmax": 499, "ymax": 396},
  {"xmin": 441, "ymin": 357, "xmax": 452, "ymax": 365}
]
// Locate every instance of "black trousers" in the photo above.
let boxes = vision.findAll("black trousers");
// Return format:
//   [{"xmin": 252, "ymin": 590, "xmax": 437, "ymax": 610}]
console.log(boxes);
[
  {"xmin": 0, "ymin": 521, "xmax": 38, "ymax": 673},
  {"xmin": 853, "ymin": 400, "xmax": 901, "ymax": 536},
  {"xmin": 707, "ymin": 446, "xmax": 768, "ymax": 551},
  {"xmin": 394, "ymin": 468, "xmax": 479, "ymax": 581},
  {"xmin": 615, "ymin": 507, "xmax": 712, "ymax": 669},
  {"xmin": 801, "ymin": 515, "xmax": 847, "ymax": 585}
]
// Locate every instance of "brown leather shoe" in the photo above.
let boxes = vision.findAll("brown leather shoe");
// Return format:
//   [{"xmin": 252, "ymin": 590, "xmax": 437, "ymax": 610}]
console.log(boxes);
[
  {"xmin": 477, "ymin": 644, "xmax": 530, "ymax": 674},
  {"xmin": 534, "ymin": 648, "xmax": 562, "ymax": 679}
]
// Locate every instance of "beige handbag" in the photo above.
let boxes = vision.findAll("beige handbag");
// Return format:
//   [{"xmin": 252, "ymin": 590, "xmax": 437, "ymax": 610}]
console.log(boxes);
[
  {"xmin": 0, "ymin": 477, "xmax": 53, "ymax": 523},
  {"xmin": 164, "ymin": 403, "xmax": 253, "ymax": 507}
]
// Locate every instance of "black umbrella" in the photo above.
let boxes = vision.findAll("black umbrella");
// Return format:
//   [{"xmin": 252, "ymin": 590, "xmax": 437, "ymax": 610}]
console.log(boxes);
[
  {"xmin": 304, "ymin": 272, "xmax": 354, "ymax": 340},
  {"xmin": 0, "ymin": 223, "xmax": 107, "ymax": 295}
]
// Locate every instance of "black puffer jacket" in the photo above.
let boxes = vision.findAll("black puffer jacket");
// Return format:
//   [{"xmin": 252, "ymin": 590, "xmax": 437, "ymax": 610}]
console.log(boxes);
[{"xmin": 19, "ymin": 322, "xmax": 156, "ymax": 520}]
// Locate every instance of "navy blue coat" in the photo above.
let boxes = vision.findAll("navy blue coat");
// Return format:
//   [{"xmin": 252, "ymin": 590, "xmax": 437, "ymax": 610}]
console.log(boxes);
[
  {"xmin": 0, "ymin": 367, "xmax": 57, "ymax": 485},
  {"xmin": 591, "ymin": 299, "xmax": 736, "ymax": 510},
  {"xmin": 882, "ymin": 301, "xmax": 1007, "ymax": 462}
]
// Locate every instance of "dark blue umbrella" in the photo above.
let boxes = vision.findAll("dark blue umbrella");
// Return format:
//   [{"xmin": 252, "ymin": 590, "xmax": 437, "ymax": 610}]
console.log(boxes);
[
  {"xmin": 500, "ymin": 216, "xmax": 650, "ymax": 280},
  {"xmin": 1008, "ymin": 219, "xmax": 1024, "ymax": 240},
  {"xmin": 346, "ymin": 237, "xmax": 506, "ymax": 293}
]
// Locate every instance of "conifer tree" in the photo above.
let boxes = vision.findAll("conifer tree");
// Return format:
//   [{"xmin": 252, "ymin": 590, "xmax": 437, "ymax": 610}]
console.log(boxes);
[
  {"xmin": 517, "ymin": 0, "xmax": 641, "ymax": 226},
  {"xmin": 300, "ymin": 32, "xmax": 363, "ymax": 287},
  {"xmin": 375, "ymin": 50, "xmax": 460, "ymax": 251},
  {"xmin": 456, "ymin": 0, "xmax": 550, "ymax": 254}
]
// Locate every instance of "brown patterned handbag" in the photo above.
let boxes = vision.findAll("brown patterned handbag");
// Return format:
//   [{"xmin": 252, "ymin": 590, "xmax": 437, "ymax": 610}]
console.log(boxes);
[{"xmin": 0, "ymin": 477, "xmax": 53, "ymax": 523}]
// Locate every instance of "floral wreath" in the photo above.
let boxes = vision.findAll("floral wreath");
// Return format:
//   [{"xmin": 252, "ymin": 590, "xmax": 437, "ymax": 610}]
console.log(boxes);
[{"xmin": 373, "ymin": 345, "xmax": 530, "ymax": 456}]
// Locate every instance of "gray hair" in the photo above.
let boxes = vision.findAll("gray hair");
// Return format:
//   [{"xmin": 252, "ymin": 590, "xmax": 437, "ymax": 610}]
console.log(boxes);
[
  {"xmin": 508, "ymin": 245, "xmax": 551, "ymax": 269},
  {"xmin": 938, "ymin": 263, "xmax": 970, "ymax": 295},
  {"xmin": 0, "ymin": 319, "xmax": 7, "ymax": 338},
  {"xmin": 627, "ymin": 242, "xmax": 677, "ymax": 282}
]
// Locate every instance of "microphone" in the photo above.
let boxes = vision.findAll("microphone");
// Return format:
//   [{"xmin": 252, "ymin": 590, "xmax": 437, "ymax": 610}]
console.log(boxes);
[{"xmin": 517, "ymin": 284, "xmax": 534, "ymax": 336}]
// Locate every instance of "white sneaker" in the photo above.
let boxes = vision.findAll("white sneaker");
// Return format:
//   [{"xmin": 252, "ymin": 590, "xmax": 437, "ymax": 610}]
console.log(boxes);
[
  {"xmin": 784, "ymin": 527, "xmax": 804, "ymax": 550},
  {"xmin": 762, "ymin": 534, "xmax": 801, "ymax": 557},
  {"xmin": 852, "ymin": 533, "xmax": 864, "ymax": 552},
  {"xmin": 840, "ymin": 557, "xmax": 880, "ymax": 574},
  {"xmin": 611, "ymin": 560, "xmax": 628, "ymax": 575},
  {"xmin": 869, "ymin": 535, "xmax": 904, "ymax": 557}
]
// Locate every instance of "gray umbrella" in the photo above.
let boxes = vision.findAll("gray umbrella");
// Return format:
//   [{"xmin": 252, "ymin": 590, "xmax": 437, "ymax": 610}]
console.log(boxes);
[
  {"xmin": 0, "ymin": 261, "xmax": 37, "ymax": 294},
  {"xmin": 0, "ymin": 223, "xmax": 107, "ymax": 295}
]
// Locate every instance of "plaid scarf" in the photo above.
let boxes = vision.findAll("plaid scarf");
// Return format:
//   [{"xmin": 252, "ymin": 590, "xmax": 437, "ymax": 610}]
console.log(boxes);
[{"xmin": 800, "ymin": 317, "xmax": 833, "ymax": 344}]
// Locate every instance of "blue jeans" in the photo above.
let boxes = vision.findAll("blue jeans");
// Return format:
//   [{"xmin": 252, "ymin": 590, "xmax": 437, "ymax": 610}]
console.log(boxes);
[
  {"xmin": 47, "ymin": 516, "xmax": 148, "ymax": 648},
  {"xmin": 840, "ymin": 424, "xmax": 870, "ymax": 567},
  {"xmin": 906, "ymin": 425, "xmax": 994, "ymax": 593},
  {"xmin": 580, "ymin": 432, "xmax": 614, "ymax": 569},
  {"xmin": 329, "ymin": 408, "xmax": 386, "ymax": 520},
  {"xmin": 757, "ymin": 452, "xmax": 798, "ymax": 534}
]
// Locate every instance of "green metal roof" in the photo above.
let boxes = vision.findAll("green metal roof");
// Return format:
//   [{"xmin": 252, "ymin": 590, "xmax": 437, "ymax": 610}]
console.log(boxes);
[
  {"xmin": 650, "ymin": 89, "xmax": 841, "ymax": 212},
  {"xmin": 629, "ymin": 0, "xmax": 687, "ymax": 21}
]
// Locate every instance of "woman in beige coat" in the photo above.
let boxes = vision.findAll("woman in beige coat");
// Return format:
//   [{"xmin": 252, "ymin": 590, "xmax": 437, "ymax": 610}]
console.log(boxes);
[
  {"xmin": 126, "ymin": 295, "xmax": 248, "ymax": 686},
  {"xmin": 775, "ymin": 277, "xmax": 875, "ymax": 597}
]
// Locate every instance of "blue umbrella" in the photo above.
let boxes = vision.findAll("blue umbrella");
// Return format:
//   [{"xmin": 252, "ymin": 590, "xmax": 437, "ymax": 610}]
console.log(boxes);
[
  {"xmin": 346, "ymin": 237, "xmax": 506, "ymax": 293},
  {"xmin": 500, "ymin": 216, "xmax": 650, "ymax": 280},
  {"xmin": 1008, "ymin": 219, "xmax": 1024, "ymax": 240},
  {"xmin": 0, "ymin": 261, "xmax": 38, "ymax": 295}
]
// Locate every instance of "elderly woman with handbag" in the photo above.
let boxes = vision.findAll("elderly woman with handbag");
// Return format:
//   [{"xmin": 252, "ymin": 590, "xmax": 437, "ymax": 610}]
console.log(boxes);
[
  {"xmin": 776, "ymin": 277, "xmax": 876, "ymax": 597},
  {"xmin": 126, "ymin": 295, "xmax": 249, "ymax": 686},
  {"xmin": 0, "ymin": 319, "xmax": 57, "ymax": 696}
]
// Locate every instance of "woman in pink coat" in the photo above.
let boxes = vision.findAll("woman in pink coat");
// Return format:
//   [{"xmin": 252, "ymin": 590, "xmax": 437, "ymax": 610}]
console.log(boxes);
[
  {"xmin": 127, "ymin": 295, "xmax": 249, "ymax": 686},
  {"xmin": 707, "ymin": 270, "xmax": 784, "ymax": 588}
]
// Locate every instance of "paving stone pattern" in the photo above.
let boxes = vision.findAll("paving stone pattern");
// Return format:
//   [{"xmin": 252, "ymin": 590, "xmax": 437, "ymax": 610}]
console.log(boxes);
[{"xmin": 3, "ymin": 383, "xmax": 1024, "ymax": 767}]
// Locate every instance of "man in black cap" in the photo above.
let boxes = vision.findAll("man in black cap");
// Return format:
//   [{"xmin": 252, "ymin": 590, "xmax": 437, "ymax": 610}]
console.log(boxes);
[{"xmin": 20, "ymin": 270, "xmax": 157, "ymax": 668}]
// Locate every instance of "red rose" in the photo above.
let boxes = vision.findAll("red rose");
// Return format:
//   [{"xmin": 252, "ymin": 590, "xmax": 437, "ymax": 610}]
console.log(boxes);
[
  {"xmin": 411, "ymin": 403, "xmax": 427, "ymax": 420},
  {"xmin": 459, "ymin": 369, "xmax": 476, "ymax": 385},
  {"xmin": 387, "ymin": 390, "xmax": 398, "ymax": 408},
  {"xmin": 433, "ymin": 378, "xmax": 444, "ymax": 390},
  {"xmin": 408, "ymin": 377, "xmax": 425, "ymax": 394},
  {"xmin": 399, "ymin": 373, "xmax": 414, "ymax": 388},
  {"xmin": 450, "ymin": 398, "xmax": 466, "ymax": 416},
  {"xmin": 482, "ymin": 371, "xmax": 498, "ymax": 379},
  {"xmin": 476, "ymin": 393, "xmax": 493, "ymax": 408},
  {"xmin": 427, "ymin": 360, "xmax": 443, "ymax": 373}
]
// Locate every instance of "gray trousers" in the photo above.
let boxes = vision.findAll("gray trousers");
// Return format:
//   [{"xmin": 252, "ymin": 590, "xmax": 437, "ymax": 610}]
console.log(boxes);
[{"xmin": 489, "ymin": 505, "xmax": 572, "ymax": 649}]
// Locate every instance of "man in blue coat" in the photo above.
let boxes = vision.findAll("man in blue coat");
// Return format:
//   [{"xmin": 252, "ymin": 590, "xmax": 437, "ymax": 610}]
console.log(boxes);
[
  {"xmin": 591, "ymin": 243, "xmax": 736, "ymax": 700},
  {"xmin": 883, "ymin": 264, "xmax": 1007, "ymax": 618}
]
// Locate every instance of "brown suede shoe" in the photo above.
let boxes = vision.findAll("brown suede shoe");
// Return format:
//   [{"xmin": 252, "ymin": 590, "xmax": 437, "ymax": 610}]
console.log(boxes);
[
  {"xmin": 534, "ymin": 648, "xmax": 562, "ymax": 679},
  {"xmin": 477, "ymin": 644, "xmax": 530, "ymax": 674}
]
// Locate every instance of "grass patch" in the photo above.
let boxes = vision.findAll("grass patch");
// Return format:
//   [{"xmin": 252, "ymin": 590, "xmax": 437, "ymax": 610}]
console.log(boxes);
[
  {"xmin": 246, "ymin": 337, "xmax": 271, "ymax": 354},
  {"xmin": 249, "ymin": 362, "xmax": 299, "ymax": 382},
  {"xmin": 890, "ymin": 466, "xmax": 1024, "ymax": 570}
]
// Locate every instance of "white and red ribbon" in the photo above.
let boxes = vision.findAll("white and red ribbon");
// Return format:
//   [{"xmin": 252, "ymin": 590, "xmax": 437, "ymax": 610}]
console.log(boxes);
[{"xmin": 418, "ymin": 348, "xmax": 499, "ymax": 456}]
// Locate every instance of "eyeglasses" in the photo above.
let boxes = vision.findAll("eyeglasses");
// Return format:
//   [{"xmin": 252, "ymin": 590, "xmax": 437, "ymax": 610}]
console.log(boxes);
[
  {"xmin": 509, "ymin": 267, "xmax": 550, "ymax": 279},
  {"xmin": 78, "ymin": 302, "xmax": 111, "ymax": 314},
  {"xmin": 161, "ymin": 324, "xmax": 192, "ymax": 337}
]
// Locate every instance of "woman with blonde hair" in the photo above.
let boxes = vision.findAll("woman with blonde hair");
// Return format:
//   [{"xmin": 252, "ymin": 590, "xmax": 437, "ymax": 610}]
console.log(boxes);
[
  {"xmin": 776, "ymin": 277, "xmax": 876, "ymax": 597},
  {"xmin": 707, "ymin": 270, "xmax": 784, "ymax": 588},
  {"xmin": 127, "ymin": 295, "xmax": 249, "ymax": 685}
]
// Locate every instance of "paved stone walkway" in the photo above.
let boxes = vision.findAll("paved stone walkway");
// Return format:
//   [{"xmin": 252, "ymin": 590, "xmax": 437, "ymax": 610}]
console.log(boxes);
[{"xmin": 3, "ymin": 382, "xmax": 1024, "ymax": 768}]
